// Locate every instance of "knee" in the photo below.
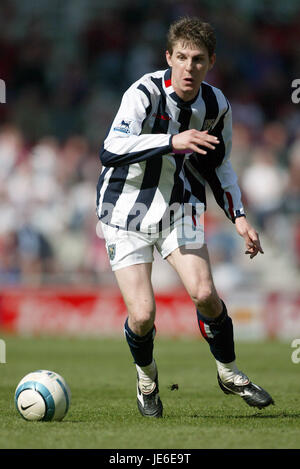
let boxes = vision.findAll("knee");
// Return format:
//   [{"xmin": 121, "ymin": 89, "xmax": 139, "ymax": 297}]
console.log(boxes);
[
  {"xmin": 128, "ymin": 306, "xmax": 156, "ymax": 336},
  {"xmin": 191, "ymin": 286, "xmax": 221, "ymax": 316},
  {"xmin": 190, "ymin": 284, "xmax": 214, "ymax": 306}
]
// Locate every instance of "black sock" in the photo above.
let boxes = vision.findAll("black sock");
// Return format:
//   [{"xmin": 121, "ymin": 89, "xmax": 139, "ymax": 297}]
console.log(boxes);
[
  {"xmin": 196, "ymin": 300, "xmax": 235, "ymax": 363},
  {"xmin": 124, "ymin": 317, "xmax": 155, "ymax": 367}
]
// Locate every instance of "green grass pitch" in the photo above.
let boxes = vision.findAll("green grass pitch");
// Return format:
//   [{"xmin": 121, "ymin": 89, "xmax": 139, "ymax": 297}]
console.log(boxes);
[{"xmin": 0, "ymin": 334, "xmax": 299, "ymax": 449}]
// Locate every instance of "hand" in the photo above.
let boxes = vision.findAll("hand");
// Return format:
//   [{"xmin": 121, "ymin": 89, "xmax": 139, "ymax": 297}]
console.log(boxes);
[
  {"xmin": 235, "ymin": 216, "xmax": 264, "ymax": 259},
  {"xmin": 172, "ymin": 129, "xmax": 219, "ymax": 155}
]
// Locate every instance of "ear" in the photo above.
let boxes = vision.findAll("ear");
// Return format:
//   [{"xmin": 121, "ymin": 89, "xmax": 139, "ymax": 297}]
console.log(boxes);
[
  {"xmin": 166, "ymin": 50, "xmax": 172, "ymax": 67},
  {"xmin": 208, "ymin": 53, "xmax": 216, "ymax": 71}
]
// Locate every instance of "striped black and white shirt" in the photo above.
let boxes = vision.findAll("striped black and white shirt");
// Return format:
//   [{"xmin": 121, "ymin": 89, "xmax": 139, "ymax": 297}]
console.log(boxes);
[{"xmin": 96, "ymin": 68, "xmax": 245, "ymax": 233}]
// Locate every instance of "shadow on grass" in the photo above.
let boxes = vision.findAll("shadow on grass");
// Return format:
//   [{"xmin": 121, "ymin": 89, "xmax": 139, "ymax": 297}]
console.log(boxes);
[{"xmin": 189, "ymin": 411, "xmax": 300, "ymax": 419}]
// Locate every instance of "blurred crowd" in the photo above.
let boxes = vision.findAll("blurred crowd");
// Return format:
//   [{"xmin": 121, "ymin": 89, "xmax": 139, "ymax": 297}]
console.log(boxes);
[{"xmin": 0, "ymin": 0, "xmax": 299, "ymax": 291}]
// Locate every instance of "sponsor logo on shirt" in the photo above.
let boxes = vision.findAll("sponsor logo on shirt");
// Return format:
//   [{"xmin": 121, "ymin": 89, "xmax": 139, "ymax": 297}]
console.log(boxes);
[{"xmin": 152, "ymin": 113, "xmax": 171, "ymax": 121}]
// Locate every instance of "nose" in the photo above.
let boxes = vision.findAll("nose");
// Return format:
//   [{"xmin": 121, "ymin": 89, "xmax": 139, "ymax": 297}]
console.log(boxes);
[{"xmin": 185, "ymin": 59, "xmax": 193, "ymax": 72}]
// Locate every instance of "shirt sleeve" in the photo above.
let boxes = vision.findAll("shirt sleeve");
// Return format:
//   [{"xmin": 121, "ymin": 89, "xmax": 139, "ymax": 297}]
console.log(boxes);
[
  {"xmin": 100, "ymin": 82, "xmax": 173, "ymax": 167},
  {"xmin": 185, "ymin": 103, "xmax": 245, "ymax": 223}
]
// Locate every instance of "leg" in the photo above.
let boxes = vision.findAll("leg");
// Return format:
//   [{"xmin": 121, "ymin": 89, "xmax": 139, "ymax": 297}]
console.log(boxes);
[
  {"xmin": 115, "ymin": 262, "xmax": 155, "ymax": 337},
  {"xmin": 166, "ymin": 244, "xmax": 274, "ymax": 409},
  {"xmin": 114, "ymin": 263, "xmax": 163, "ymax": 417},
  {"xmin": 115, "ymin": 262, "xmax": 156, "ymax": 367},
  {"xmin": 166, "ymin": 243, "xmax": 222, "ymax": 316},
  {"xmin": 167, "ymin": 243, "xmax": 235, "ymax": 364}
]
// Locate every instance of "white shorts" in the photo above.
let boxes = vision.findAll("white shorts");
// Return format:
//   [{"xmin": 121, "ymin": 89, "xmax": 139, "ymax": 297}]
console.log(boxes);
[{"xmin": 100, "ymin": 216, "xmax": 205, "ymax": 271}]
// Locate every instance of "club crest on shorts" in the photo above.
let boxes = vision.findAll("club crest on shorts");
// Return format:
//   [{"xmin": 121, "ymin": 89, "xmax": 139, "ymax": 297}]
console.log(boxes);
[{"xmin": 108, "ymin": 244, "xmax": 116, "ymax": 260}]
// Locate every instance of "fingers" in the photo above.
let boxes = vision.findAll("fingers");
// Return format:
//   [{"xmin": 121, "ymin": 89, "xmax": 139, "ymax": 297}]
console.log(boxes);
[
  {"xmin": 171, "ymin": 129, "xmax": 220, "ymax": 155},
  {"xmin": 192, "ymin": 133, "xmax": 220, "ymax": 154},
  {"xmin": 188, "ymin": 144, "xmax": 208, "ymax": 155},
  {"xmin": 244, "ymin": 232, "xmax": 264, "ymax": 259},
  {"xmin": 245, "ymin": 247, "xmax": 260, "ymax": 259}
]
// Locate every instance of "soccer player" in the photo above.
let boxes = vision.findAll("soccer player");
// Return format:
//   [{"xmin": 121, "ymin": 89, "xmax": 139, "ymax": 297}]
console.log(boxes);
[{"xmin": 96, "ymin": 17, "xmax": 274, "ymax": 417}]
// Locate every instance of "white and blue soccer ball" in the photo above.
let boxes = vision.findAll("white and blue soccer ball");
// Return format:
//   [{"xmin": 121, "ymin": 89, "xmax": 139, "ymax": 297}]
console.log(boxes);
[{"xmin": 15, "ymin": 370, "xmax": 71, "ymax": 421}]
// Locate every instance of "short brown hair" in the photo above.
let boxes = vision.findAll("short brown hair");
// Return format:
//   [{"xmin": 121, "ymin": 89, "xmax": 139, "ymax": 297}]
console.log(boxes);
[{"xmin": 167, "ymin": 17, "xmax": 216, "ymax": 57}]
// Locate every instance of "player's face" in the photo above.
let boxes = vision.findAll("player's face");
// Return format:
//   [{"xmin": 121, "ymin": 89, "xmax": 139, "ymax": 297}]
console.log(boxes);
[{"xmin": 166, "ymin": 41, "xmax": 215, "ymax": 101}]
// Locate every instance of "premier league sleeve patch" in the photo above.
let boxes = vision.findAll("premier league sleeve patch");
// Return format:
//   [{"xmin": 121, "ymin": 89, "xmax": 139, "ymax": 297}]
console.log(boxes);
[{"xmin": 113, "ymin": 119, "xmax": 133, "ymax": 136}]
